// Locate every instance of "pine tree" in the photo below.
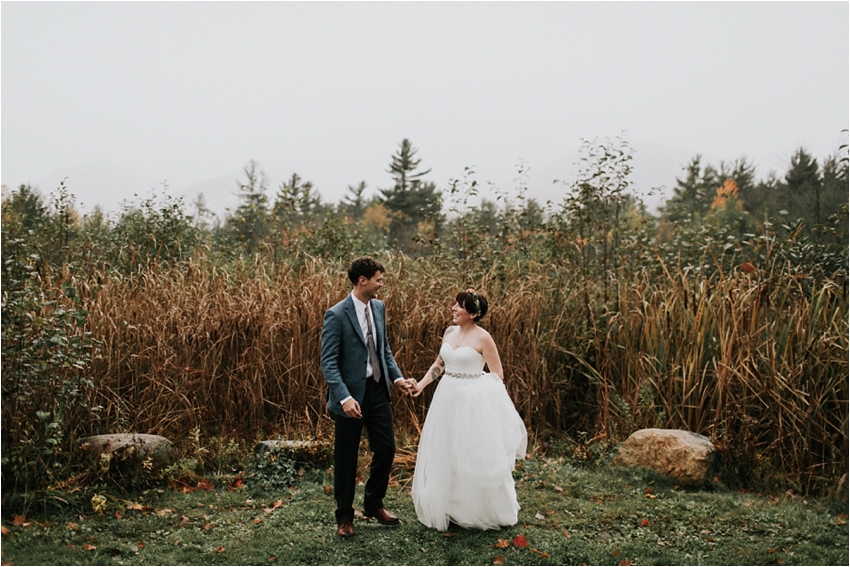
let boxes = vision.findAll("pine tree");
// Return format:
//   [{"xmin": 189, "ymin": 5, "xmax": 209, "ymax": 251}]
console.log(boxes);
[
  {"xmin": 341, "ymin": 181, "xmax": 369, "ymax": 220},
  {"xmin": 227, "ymin": 160, "xmax": 270, "ymax": 253},
  {"xmin": 379, "ymin": 139, "xmax": 441, "ymax": 250},
  {"xmin": 660, "ymin": 156, "xmax": 719, "ymax": 223}
]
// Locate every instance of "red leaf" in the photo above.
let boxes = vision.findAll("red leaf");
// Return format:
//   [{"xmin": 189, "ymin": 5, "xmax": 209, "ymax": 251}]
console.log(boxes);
[
  {"xmin": 214, "ymin": 546, "xmax": 225, "ymax": 553},
  {"xmin": 513, "ymin": 534, "xmax": 529, "ymax": 548},
  {"xmin": 641, "ymin": 518, "xmax": 650, "ymax": 527},
  {"xmin": 495, "ymin": 538, "xmax": 510, "ymax": 549},
  {"xmin": 137, "ymin": 542, "xmax": 145, "ymax": 549},
  {"xmin": 198, "ymin": 479, "xmax": 214, "ymax": 492},
  {"xmin": 67, "ymin": 522, "xmax": 80, "ymax": 531},
  {"xmin": 741, "ymin": 262, "xmax": 756, "ymax": 273}
]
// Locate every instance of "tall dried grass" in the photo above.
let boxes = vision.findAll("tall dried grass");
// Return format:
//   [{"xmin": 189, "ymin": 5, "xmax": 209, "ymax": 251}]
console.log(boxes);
[{"xmin": 65, "ymin": 253, "xmax": 847, "ymax": 491}]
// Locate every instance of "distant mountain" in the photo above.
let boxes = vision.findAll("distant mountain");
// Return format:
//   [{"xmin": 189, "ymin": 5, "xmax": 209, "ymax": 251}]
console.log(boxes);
[{"xmin": 26, "ymin": 162, "xmax": 242, "ymax": 219}]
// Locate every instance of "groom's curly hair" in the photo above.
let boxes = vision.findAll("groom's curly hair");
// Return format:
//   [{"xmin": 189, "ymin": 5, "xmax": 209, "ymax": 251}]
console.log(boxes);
[
  {"xmin": 348, "ymin": 256, "xmax": 386, "ymax": 285},
  {"xmin": 456, "ymin": 289, "xmax": 488, "ymax": 322}
]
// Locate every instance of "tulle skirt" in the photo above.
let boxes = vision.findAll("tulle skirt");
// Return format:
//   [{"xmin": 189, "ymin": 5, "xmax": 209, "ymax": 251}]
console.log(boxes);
[{"xmin": 412, "ymin": 372, "xmax": 527, "ymax": 531}]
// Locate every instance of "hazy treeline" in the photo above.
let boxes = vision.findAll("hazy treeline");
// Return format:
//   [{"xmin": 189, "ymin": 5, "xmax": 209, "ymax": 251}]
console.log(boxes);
[{"xmin": 2, "ymin": 137, "xmax": 847, "ymax": 495}]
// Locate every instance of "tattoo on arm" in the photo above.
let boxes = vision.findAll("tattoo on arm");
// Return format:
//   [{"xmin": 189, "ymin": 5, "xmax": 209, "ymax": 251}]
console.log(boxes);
[{"xmin": 430, "ymin": 367, "xmax": 441, "ymax": 381}]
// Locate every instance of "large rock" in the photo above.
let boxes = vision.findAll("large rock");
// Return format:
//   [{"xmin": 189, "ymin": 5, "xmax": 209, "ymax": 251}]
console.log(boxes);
[
  {"xmin": 78, "ymin": 434, "xmax": 179, "ymax": 471},
  {"xmin": 612, "ymin": 428, "xmax": 716, "ymax": 486}
]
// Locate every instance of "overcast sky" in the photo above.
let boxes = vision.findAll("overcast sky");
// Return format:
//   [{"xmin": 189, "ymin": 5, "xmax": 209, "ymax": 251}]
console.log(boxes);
[{"xmin": 2, "ymin": 1, "xmax": 848, "ymax": 219}]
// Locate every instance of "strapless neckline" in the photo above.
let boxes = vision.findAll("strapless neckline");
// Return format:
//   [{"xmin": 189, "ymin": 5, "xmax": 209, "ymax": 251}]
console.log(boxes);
[{"xmin": 441, "ymin": 344, "xmax": 481, "ymax": 355}]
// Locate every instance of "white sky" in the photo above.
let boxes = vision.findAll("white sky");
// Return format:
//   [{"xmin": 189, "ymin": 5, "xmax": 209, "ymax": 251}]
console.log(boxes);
[{"xmin": 2, "ymin": 1, "xmax": 848, "ymax": 218}]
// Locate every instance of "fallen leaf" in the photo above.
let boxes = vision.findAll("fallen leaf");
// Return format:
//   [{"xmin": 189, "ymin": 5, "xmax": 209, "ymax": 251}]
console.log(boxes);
[
  {"xmin": 82, "ymin": 544, "xmax": 97, "ymax": 551},
  {"xmin": 268, "ymin": 556, "xmax": 277, "ymax": 562},
  {"xmin": 513, "ymin": 534, "xmax": 529, "ymax": 548},
  {"xmin": 493, "ymin": 557, "xmax": 505, "ymax": 565},
  {"xmin": 214, "ymin": 546, "xmax": 225, "ymax": 553},
  {"xmin": 641, "ymin": 518, "xmax": 650, "ymax": 527},
  {"xmin": 700, "ymin": 529, "xmax": 712, "ymax": 535},
  {"xmin": 530, "ymin": 548, "xmax": 549, "ymax": 558},
  {"xmin": 253, "ymin": 518, "xmax": 263, "ymax": 524},
  {"xmin": 198, "ymin": 479, "xmax": 215, "ymax": 492},
  {"xmin": 495, "ymin": 539, "xmax": 510, "ymax": 549},
  {"xmin": 67, "ymin": 522, "xmax": 80, "ymax": 531},
  {"xmin": 563, "ymin": 530, "xmax": 571, "ymax": 539},
  {"xmin": 137, "ymin": 542, "xmax": 145, "ymax": 549},
  {"xmin": 229, "ymin": 478, "xmax": 246, "ymax": 491},
  {"xmin": 182, "ymin": 516, "xmax": 190, "ymax": 523},
  {"xmin": 155, "ymin": 508, "xmax": 173, "ymax": 516},
  {"xmin": 1, "ymin": 526, "xmax": 9, "ymax": 535},
  {"xmin": 13, "ymin": 516, "xmax": 28, "ymax": 526},
  {"xmin": 66, "ymin": 543, "xmax": 75, "ymax": 549},
  {"xmin": 554, "ymin": 485, "xmax": 563, "ymax": 492},
  {"xmin": 768, "ymin": 548, "xmax": 775, "ymax": 554},
  {"xmin": 204, "ymin": 523, "xmax": 213, "ymax": 531},
  {"xmin": 128, "ymin": 501, "xmax": 145, "ymax": 511},
  {"xmin": 644, "ymin": 487, "xmax": 654, "ymax": 495},
  {"xmin": 115, "ymin": 510, "xmax": 123, "ymax": 520},
  {"xmin": 619, "ymin": 559, "xmax": 634, "ymax": 566}
]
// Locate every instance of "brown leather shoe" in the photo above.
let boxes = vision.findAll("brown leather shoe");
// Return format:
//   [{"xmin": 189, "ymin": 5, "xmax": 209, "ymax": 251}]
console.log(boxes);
[
  {"xmin": 363, "ymin": 508, "xmax": 400, "ymax": 525},
  {"xmin": 336, "ymin": 522, "xmax": 355, "ymax": 538}
]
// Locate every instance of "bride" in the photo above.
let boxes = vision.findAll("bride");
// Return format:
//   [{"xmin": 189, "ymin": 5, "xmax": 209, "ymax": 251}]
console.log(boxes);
[{"xmin": 410, "ymin": 289, "xmax": 527, "ymax": 531}]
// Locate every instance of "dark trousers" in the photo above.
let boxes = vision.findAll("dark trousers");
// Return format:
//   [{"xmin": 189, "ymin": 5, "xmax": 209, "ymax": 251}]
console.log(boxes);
[{"xmin": 333, "ymin": 377, "xmax": 395, "ymax": 524}]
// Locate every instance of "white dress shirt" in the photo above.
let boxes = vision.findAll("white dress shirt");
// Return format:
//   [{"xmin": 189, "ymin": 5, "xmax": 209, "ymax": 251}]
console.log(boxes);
[{"xmin": 340, "ymin": 292, "xmax": 403, "ymax": 406}]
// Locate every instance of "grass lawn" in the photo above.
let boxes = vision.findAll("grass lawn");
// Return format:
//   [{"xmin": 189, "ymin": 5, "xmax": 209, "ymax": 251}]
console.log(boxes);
[{"xmin": 2, "ymin": 454, "xmax": 847, "ymax": 566}]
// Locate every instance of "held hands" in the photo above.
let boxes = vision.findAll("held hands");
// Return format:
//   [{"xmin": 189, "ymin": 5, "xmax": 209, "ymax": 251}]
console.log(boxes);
[{"xmin": 394, "ymin": 378, "xmax": 420, "ymax": 397}]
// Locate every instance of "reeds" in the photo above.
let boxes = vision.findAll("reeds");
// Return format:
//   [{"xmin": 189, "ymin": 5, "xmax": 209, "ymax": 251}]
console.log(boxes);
[{"xmin": 63, "ymin": 252, "xmax": 846, "ymax": 491}]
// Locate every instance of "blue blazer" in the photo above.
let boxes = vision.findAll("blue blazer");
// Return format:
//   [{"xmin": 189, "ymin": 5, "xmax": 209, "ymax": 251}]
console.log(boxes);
[{"xmin": 321, "ymin": 294, "xmax": 403, "ymax": 417}]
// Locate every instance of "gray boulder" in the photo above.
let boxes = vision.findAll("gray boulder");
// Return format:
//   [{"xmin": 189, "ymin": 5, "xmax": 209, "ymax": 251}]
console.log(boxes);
[
  {"xmin": 612, "ymin": 428, "xmax": 716, "ymax": 486},
  {"xmin": 79, "ymin": 433, "xmax": 179, "ymax": 471}
]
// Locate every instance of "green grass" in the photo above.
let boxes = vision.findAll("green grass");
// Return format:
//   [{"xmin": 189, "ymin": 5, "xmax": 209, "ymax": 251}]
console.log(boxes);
[{"xmin": 2, "ymin": 455, "xmax": 847, "ymax": 566}]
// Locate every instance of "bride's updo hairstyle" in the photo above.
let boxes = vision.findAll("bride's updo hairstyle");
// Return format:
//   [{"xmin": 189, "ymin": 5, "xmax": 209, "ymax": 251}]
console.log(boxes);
[{"xmin": 456, "ymin": 289, "xmax": 488, "ymax": 322}]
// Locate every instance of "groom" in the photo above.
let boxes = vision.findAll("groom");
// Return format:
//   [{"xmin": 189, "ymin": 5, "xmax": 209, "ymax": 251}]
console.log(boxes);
[{"xmin": 321, "ymin": 256, "xmax": 412, "ymax": 538}]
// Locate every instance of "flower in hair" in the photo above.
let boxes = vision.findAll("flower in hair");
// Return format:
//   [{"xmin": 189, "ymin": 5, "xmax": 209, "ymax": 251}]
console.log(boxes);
[{"xmin": 466, "ymin": 288, "xmax": 481, "ymax": 314}]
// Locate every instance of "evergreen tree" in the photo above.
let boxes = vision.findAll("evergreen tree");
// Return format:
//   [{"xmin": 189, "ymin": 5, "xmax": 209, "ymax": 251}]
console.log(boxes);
[
  {"xmin": 273, "ymin": 173, "xmax": 321, "ymax": 227},
  {"xmin": 341, "ymin": 181, "xmax": 369, "ymax": 220},
  {"xmin": 783, "ymin": 148, "xmax": 822, "ymax": 225},
  {"xmin": 227, "ymin": 160, "xmax": 270, "ymax": 253},
  {"xmin": 660, "ymin": 156, "xmax": 719, "ymax": 223},
  {"xmin": 379, "ymin": 139, "xmax": 441, "ymax": 250}
]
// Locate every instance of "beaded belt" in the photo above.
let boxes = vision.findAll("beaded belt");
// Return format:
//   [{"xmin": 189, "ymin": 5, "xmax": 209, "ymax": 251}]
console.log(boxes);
[{"xmin": 444, "ymin": 371, "xmax": 483, "ymax": 379}]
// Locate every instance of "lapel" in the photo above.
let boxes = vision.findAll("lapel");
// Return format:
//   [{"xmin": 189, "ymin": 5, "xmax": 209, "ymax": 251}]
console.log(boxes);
[
  {"xmin": 370, "ymin": 300, "xmax": 383, "ymax": 350},
  {"xmin": 343, "ymin": 295, "xmax": 367, "ymax": 347}
]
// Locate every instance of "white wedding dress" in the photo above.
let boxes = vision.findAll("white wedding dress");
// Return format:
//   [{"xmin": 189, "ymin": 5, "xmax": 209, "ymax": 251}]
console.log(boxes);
[{"xmin": 412, "ymin": 343, "xmax": 528, "ymax": 531}]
